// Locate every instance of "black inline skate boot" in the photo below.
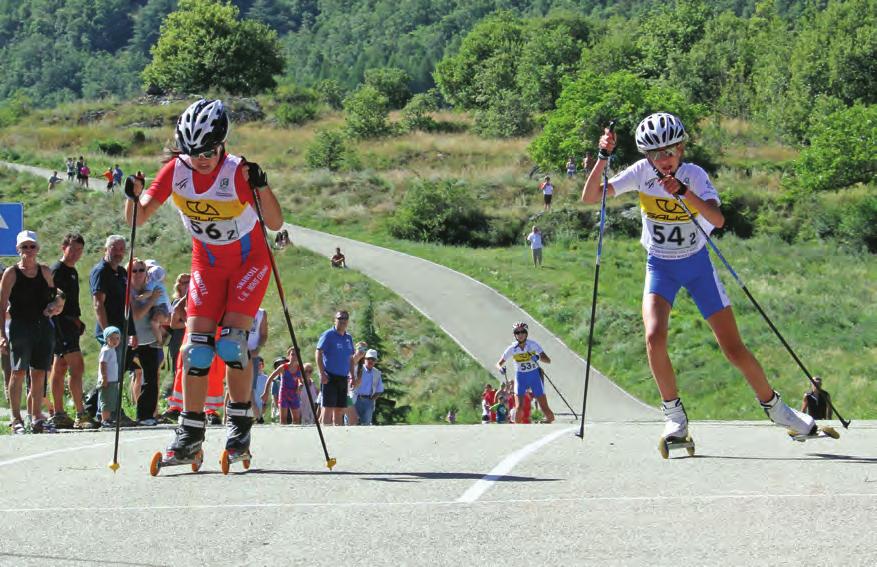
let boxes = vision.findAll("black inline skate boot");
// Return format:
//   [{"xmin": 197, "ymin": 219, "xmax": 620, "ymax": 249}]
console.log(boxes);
[
  {"xmin": 220, "ymin": 401, "xmax": 254, "ymax": 474},
  {"xmin": 149, "ymin": 412, "xmax": 206, "ymax": 476}
]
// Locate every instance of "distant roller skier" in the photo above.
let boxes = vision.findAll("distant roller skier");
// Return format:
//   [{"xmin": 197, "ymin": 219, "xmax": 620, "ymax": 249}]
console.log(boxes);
[{"xmin": 496, "ymin": 322, "xmax": 555, "ymax": 424}]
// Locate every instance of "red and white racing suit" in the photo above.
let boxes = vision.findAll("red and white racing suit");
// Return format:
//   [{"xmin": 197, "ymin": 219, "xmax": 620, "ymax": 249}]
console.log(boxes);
[{"xmin": 146, "ymin": 153, "xmax": 270, "ymax": 323}]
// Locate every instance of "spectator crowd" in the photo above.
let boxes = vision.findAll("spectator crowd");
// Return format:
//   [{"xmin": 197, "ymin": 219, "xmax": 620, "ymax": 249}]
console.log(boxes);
[{"xmin": 1, "ymin": 227, "xmax": 388, "ymax": 434}]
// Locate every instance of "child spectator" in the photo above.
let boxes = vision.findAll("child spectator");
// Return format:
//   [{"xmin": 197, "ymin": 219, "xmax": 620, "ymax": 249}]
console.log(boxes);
[
  {"xmin": 98, "ymin": 326, "xmax": 122, "ymax": 426},
  {"xmin": 103, "ymin": 167, "xmax": 114, "ymax": 193},
  {"xmin": 539, "ymin": 176, "xmax": 553, "ymax": 212},
  {"xmin": 566, "ymin": 156, "xmax": 577, "ymax": 178},
  {"xmin": 139, "ymin": 260, "xmax": 172, "ymax": 345},
  {"xmin": 65, "ymin": 158, "xmax": 76, "ymax": 181},
  {"xmin": 481, "ymin": 383, "xmax": 496, "ymax": 423},
  {"xmin": 251, "ymin": 357, "xmax": 268, "ymax": 423},
  {"xmin": 264, "ymin": 350, "xmax": 302, "ymax": 424},
  {"xmin": 492, "ymin": 388, "xmax": 509, "ymax": 423},
  {"xmin": 79, "ymin": 161, "xmax": 90, "ymax": 188},
  {"xmin": 112, "ymin": 164, "xmax": 123, "ymax": 188}
]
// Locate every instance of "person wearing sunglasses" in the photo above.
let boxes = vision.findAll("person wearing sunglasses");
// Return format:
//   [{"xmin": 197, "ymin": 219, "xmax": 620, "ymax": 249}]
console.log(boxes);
[
  {"xmin": 581, "ymin": 112, "xmax": 817, "ymax": 449},
  {"xmin": 124, "ymin": 98, "xmax": 283, "ymax": 467},
  {"xmin": 0, "ymin": 231, "xmax": 64, "ymax": 434},
  {"xmin": 495, "ymin": 322, "xmax": 554, "ymax": 424}
]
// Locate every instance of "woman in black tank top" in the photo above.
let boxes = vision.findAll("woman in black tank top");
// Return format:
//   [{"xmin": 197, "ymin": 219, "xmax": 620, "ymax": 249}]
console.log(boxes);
[{"xmin": 0, "ymin": 231, "xmax": 64, "ymax": 433}]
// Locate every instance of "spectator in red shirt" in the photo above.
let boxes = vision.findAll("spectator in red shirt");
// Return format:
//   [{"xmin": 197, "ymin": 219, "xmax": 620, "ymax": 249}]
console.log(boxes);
[{"xmin": 481, "ymin": 383, "xmax": 496, "ymax": 423}]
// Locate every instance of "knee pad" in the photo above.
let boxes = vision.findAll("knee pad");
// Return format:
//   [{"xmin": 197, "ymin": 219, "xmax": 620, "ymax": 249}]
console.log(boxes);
[
  {"xmin": 216, "ymin": 328, "xmax": 249, "ymax": 370},
  {"xmin": 181, "ymin": 333, "xmax": 215, "ymax": 377}
]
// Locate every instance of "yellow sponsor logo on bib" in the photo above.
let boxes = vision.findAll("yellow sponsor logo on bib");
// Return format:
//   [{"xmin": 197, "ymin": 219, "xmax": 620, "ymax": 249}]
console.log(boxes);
[{"xmin": 172, "ymin": 194, "xmax": 246, "ymax": 221}]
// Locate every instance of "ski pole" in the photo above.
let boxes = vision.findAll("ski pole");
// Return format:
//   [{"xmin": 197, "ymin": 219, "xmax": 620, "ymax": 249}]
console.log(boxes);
[
  {"xmin": 247, "ymin": 167, "xmax": 337, "ymax": 469},
  {"xmin": 666, "ymin": 186, "xmax": 851, "ymax": 429},
  {"xmin": 576, "ymin": 120, "xmax": 615, "ymax": 439},
  {"xmin": 538, "ymin": 367, "xmax": 577, "ymax": 419},
  {"xmin": 108, "ymin": 174, "xmax": 144, "ymax": 472}
]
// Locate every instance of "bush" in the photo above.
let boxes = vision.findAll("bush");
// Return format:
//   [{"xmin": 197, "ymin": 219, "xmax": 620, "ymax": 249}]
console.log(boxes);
[
  {"xmin": 718, "ymin": 187, "xmax": 768, "ymax": 239},
  {"xmin": 401, "ymin": 91, "xmax": 438, "ymax": 132},
  {"xmin": 364, "ymin": 67, "xmax": 412, "ymax": 110},
  {"xmin": 473, "ymin": 90, "xmax": 532, "ymax": 138},
  {"xmin": 275, "ymin": 102, "xmax": 319, "ymax": 126},
  {"xmin": 316, "ymin": 79, "xmax": 345, "ymax": 110},
  {"xmin": 305, "ymin": 129, "xmax": 358, "ymax": 171},
  {"xmin": 344, "ymin": 85, "xmax": 390, "ymax": 139},
  {"xmin": 810, "ymin": 189, "xmax": 877, "ymax": 253},
  {"xmin": 795, "ymin": 103, "xmax": 877, "ymax": 192},
  {"xmin": 130, "ymin": 130, "xmax": 147, "ymax": 145},
  {"xmin": 90, "ymin": 138, "xmax": 127, "ymax": 156},
  {"xmin": 388, "ymin": 179, "xmax": 489, "ymax": 245}
]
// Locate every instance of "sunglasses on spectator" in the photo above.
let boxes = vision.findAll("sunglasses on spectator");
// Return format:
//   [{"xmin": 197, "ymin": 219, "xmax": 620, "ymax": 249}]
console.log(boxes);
[
  {"xmin": 336, "ymin": 316, "xmax": 349, "ymax": 321},
  {"xmin": 19, "ymin": 244, "xmax": 37, "ymax": 250},
  {"xmin": 193, "ymin": 147, "xmax": 220, "ymax": 159},
  {"xmin": 132, "ymin": 268, "xmax": 147, "ymax": 273},
  {"xmin": 645, "ymin": 144, "xmax": 680, "ymax": 161}
]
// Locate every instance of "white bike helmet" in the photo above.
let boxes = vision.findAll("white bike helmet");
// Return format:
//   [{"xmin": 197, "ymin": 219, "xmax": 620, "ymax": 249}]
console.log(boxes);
[
  {"xmin": 512, "ymin": 322, "xmax": 529, "ymax": 334},
  {"xmin": 635, "ymin": 112, "xmax": 687, "ymax": 152},
  {"xmin": 175, "ymin": 99, "xmax": 230, "ymax": 155}
]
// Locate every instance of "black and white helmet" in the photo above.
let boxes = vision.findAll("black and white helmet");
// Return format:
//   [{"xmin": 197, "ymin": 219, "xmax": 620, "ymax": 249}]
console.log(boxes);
[
  {"xmin": 635, "ymin": 112, "xmax": 687, "ymax": 153},
  {"xmin": 175, "ymin": 99, "xmax": 230, "ymax": 155}
]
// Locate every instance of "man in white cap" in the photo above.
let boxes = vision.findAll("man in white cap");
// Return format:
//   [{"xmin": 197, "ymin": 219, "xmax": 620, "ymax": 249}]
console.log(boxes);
[{"xmin": 353, "ymin": 349, "xmax": 384, "ymax": 425}]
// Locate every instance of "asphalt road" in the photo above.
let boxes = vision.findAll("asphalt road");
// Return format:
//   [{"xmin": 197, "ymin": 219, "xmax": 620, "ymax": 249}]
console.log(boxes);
[{"xmin": 0, "ymin": 420, "xmax": 874, "ymax": 566}]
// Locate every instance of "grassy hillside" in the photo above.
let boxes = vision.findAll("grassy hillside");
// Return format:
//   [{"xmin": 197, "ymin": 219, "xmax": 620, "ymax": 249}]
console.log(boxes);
[
  {"xmin": 0, "ymin": 166, "xmax": 493, "ymax": 426},
  {"xmin": 1, "ymin": 99, "xmax": 874, "ymax": 421}
]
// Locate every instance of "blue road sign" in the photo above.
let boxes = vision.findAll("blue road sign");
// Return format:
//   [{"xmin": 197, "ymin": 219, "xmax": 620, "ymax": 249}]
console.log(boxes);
[{"xmin": 0, "ymin": 202, "xmax": 24, "ymax": 257}]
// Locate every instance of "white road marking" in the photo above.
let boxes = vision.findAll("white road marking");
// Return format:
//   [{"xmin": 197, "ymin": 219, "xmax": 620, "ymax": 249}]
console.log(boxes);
[
  {"xmin": 0, "ymin": 433, "xmax": 166, "ymax": 468},
  {"xmin": 456, "ymin": 426, "xmax": 576, "ymax": 503},
  {"xmin": 2, "ymin": 492, "xmax": 876, "ymax": 514}
]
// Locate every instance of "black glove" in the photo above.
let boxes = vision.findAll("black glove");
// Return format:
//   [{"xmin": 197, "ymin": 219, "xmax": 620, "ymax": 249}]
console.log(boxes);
[
  {"xmin": 597, "ymin": 148, "xmax": 612, "ymax": 160},
  {"xmin": 246, "ymin": 161, "xmax": 268, "ymax": 189},
  {"xmin": 124, "ymin": 174, "xmax": 145, "ymax": 201}
]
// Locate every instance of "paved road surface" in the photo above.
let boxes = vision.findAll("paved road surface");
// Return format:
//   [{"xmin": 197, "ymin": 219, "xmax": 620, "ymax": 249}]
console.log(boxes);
[{"xmin": 0, "ymin": 421, "xmax": 873, "ymax": 566}]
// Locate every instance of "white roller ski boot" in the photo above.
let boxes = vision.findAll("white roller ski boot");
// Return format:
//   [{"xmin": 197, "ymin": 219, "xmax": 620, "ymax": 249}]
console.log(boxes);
[
  {"xmin": 659, "ymin": 399, "xmax": 695, "ymax": 459},
  {"xmin": 220, "ymin": 401, "xmax": 253, "ymax": 475},
  {"xmin": 150, "ymin": 412, "xmax": 206, "ymax": 476},
  {"xmin": 760, "ymin": 391, "xmax": 839, "ymax": 442}
]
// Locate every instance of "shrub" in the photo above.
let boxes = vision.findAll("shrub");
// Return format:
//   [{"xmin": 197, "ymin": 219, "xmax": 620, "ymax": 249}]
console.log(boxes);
[
  {"xmin": 388, "ymin": 179, "xmax": 489, "ymax": 245},
  {"xmin": 810, "ymin": 189, "xmax": 877, "ymax": 253},
  {"xmin": 275, "ymin": 102, "xmax": 319, "ymax": 126},
  {"xmin": 718, "ymin": 187, "xmax": 768, "ymax": 239},
  {"xmin": 90, "ymin": 138, "xmax": 127, "ymax": 156},
  {"xmin": 305, "ymin": 129, "xmax": 358, "ymax": 172},
  {"xmin": 401, "ymin": 91, "xmax": 438, "ymax": 132},
  {"xmin": 473, "ymin": 90, "xmax": 532, "ymax": 138},
  {"xmin": 130, "ymin": 130, "xmax": 147, "ymax": 145},
  {"xmin": 344, "ymin": 85, "xmax": 390, "ymax": 139},
  {"xmin": 795, "ymin": 103, "xmax": 877, "ymax": 192},
  {"xmin": 316, "ymin": 79, "xmax": 345, "ymax": 110},
  {"xmin": 364, "ymin": 67, "xmax": 413, "ymax": 110}
]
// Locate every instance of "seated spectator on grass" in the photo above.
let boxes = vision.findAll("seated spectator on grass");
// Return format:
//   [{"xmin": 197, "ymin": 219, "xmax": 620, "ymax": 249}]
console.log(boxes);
[
  {"xmin": 274, "ymin": 229, "xmax": 291, "ymax": 249},
  {"xmin": 47, "ymin": 171, "xmax": 63, "ymax": 191},
  {"xmin": 330, "ymin": 247, "xmax": 346, "ymax": 268}
]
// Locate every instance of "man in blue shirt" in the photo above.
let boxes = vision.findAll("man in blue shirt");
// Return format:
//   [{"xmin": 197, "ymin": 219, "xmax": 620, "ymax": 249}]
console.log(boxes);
[
  {"xmin": 316, "ymin": 310, "xmax": 355, "ymax": 425},
  {"xmin": 353, "ymin": 349, "xmax": 384, "ymax": 425}
]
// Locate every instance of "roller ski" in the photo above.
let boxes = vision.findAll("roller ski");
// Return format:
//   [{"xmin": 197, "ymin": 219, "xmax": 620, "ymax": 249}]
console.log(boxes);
[
  {"xmin": 759, "ymin": 391, "xmax": 835, "ymax": 443},
  {"xmin": 149, "ymin": 412, "xmax": 206, "ymax": 476},
  {"xmin": 789, "ymin": 425, "xmax": 840, "ymax": 442},
  {"xmin": 219, "ymin": 402, "xmax": 253, "ymax": 475},
  {"xmin": 658, "ymin": 399, "xmax": 695, "ymax": 459}
]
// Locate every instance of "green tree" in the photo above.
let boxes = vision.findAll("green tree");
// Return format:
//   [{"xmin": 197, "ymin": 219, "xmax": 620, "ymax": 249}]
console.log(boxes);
[
  {"xmin": 142, "ymin": 0, "xmax": 284, "ymax": 95},
  {"xmin": 343, "ymin": 84, "xmax": 390, "ymax": 138},
  {"xmin": 364, "ymin": 67, "xmax": 412, "ymax": 109},
  {"xmin": 529, "ymin": 70, "xmax": 706, "ymax": 170},
  {"xmin": 358, "ymin": 296, "xmax": 409, "ymax": 425},
  {"xmin": 795, "ymin": 103, "xmax": 877, "ymax": 192},
  {"xmin": 473, "ymin": 90, "xmax": 532, "ymax": 138},
  {"xmin": 634, "ymin": 0, "xmax": 712, "ymax": 81},
  {"xmin": 433, "ymin": 11, "xmax": 527, "ymax": 110},
  {"xmin": 388, "ymin": 179, "xmax": 489, "ymax": 245},
  {"xmin": 316, "ymin": 79, "xmax": 345, "ymax": 110}
]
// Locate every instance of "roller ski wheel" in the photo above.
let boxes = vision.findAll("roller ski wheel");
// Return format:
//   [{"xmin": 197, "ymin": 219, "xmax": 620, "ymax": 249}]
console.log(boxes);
[
  {"xmin": 219, "ymin": 449, "xmax": 251, "ymax": 475},
  {"xmin": 659, "ymin": 435, "xmax": 695, "ymax": 459},
  {"xmin": 150, "ymin": 449, "xmax": 204, "ymax": 476},
  {"xmin": 788, "ymin": 425, "xmax": 840, "ymax": 443}
]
